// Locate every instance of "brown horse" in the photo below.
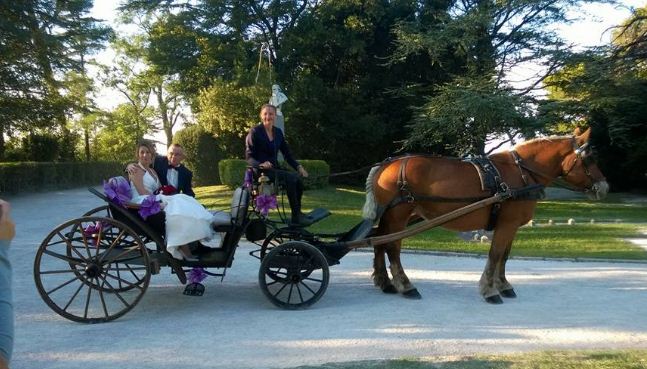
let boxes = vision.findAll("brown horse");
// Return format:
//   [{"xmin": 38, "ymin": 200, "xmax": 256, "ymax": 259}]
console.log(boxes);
[{"xmin": 362, "ymin": 128, "xmax": 609, "ymax": 303}]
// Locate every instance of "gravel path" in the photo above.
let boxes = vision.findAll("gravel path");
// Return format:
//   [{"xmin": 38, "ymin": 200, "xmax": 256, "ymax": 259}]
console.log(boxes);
[{"xmin": 5, "ymin": 187, "xmax": 647, "ymax": 369}]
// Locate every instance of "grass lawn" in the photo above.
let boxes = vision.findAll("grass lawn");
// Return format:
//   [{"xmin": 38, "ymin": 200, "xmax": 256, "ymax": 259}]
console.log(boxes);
[
  {"xmin": 195, "ymin": 185, "xmax": 647, "ymax": 260},
  {"xmin": 289, "ymin": 349, "xmax": 647, "ymax": 369}
]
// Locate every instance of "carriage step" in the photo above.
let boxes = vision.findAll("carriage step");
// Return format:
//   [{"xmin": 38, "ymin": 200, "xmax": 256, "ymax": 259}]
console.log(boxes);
[{"xmin": 305, "ymin": 208, "xmax": 330, "ymax": 224}]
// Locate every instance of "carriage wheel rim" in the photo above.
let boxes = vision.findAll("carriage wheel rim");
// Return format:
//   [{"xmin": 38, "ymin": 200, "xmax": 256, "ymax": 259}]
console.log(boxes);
[
  {"xmin": 259, "ymin": 241, "xmax": 329, "ymax": 309},
  {"xmin": 34, "ymin": 216, "xmax": 152, "ymax": 323}
]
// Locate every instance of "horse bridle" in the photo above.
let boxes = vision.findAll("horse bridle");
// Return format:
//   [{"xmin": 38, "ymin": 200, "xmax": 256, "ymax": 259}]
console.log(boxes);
[{"xmin": 509, "ymin": 136, "xmax": 603, "ymax": 193}]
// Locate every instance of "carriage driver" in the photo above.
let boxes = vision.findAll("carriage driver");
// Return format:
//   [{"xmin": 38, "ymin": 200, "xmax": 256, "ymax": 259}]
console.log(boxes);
[{"xmin": 245, "ymin": 104, "xmax": 311, "ymax": 226}]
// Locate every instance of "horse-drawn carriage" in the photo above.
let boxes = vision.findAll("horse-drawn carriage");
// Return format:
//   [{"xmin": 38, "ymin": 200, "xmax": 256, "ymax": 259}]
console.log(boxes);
[{"xmin": 33, "ymin": 128, "xmax": 608, "ymax": 323}]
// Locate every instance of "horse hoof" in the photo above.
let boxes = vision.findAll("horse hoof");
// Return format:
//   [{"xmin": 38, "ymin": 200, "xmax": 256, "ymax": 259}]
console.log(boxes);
[
  {"xmin": 403, "ymin": 289, "xmax": 422, "ymax": 299},
  {"xmin": 382, "ymin": 285, "xmax": 398, "ymax": 294},
  {"xmin": 500, "ymin": 288, "xmax": 517, "ymax": 298},
  {"xmin": 485, "ymin": 295, "xmax": 503, "ymax": 304}
]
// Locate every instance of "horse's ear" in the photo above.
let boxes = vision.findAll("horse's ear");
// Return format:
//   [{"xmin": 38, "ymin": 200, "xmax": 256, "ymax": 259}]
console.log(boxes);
[{"xmin": 575, "ymin": 127, "xmax": 591, "ymax": 145}]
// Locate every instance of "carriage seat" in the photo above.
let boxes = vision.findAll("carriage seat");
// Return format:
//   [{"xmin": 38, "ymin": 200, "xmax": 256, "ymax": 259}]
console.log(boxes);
[{"xmin": 211, "ymin": 186, "xmax": 250, "ymax": 232}]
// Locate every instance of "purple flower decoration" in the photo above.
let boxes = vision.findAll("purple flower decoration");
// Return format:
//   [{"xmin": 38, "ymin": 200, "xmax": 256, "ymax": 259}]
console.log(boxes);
[
  {"xmin": 138, "ymin": 195, "xmax": 161, "ymax": 220},
  {"xmin": 83, "ymin": 221, "xmax": 103, "ymax": 247},
  {"xmin": 188, "ymin": 267, "xmax": 207, "ymax": 284},
  {"xmin": 255, "ymin": 193, "xmax": 277, "ymax": 216},
  {"xmin": 103, "ymin": 177, "xmax": 131, "ymax": 207}
]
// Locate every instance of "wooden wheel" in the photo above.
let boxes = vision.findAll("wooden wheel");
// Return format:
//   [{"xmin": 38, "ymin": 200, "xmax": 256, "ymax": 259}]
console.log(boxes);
[
  {"xmin": 260, "ymin": 230, "xmax": 290, "ymax": 260},
  {"xmin": 34, "ymin": 216, "xmax": 151, "ymax": 323},
  {"xmin": 83, "ymin": 205, "xmax": 111, "ymax": 217},
  {"xmin": 259, "ymin": 241, "xmax": 329, "ymax": 309}
]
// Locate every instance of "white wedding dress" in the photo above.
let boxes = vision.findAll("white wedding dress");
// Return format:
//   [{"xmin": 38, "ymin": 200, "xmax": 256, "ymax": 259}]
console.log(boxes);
[{"xmin": 131, "ymin": 171, "xmax": 219, "ymax": 260}]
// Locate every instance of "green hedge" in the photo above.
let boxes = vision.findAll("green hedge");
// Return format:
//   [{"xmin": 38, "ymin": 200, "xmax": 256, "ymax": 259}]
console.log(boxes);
[
  {"xmin": 218, "ymin": 159, "xmax": 330, "ymax": 189},
  {"xmin": 0, "ymin": 161, "xmax": 123, "ymax": 194}
]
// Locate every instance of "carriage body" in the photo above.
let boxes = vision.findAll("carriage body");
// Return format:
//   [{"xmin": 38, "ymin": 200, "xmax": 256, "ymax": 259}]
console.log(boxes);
[{"xmin": 33, "ymin": 175, "xmax": 348, "ymax": 323}]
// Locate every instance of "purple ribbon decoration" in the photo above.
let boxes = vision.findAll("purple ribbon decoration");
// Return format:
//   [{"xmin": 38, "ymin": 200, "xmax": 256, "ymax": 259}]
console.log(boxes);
[
  {"xmin": 103, "ymin": 177, "xmax": 131, "ymax": 207},
  {"xmin": 138, "ymin": 195, "xmax": 162, "ymax": 220},
  {"xmin": 188, "ymin": 267, "xmax": 207, "ymax": 284},
  {"xmin": 255, "ymin": 193, "xmax": 277, "ymax": 216}
]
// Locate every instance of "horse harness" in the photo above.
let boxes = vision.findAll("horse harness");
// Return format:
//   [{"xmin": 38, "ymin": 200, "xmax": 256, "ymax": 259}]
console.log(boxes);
[{"xmin": 386, "ymin": 155, "xmax": 545, "ymax": 231}]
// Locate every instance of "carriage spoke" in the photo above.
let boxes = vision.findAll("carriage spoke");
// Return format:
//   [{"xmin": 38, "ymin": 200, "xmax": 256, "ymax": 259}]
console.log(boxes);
[
  {"xmin": 39, "ymin": 269, "xmax": 83, "ymax": 275},
  {"xmin": 287, "ymin": 282, "xmax": 294, "ymax": 302},
  {"xmin": 62, "ymin": 282, "xmax": 85, "ymax": 312},
  {"xmin": 78, "ymin": 222, "xmax": 94, "ymax": 260},
  {"xmin": 96, "ymin": 277, "xmax": 109, "ymax": 319},
  {"xmin": 46, "ymin": 276, "xmax": 80, "ymax": 295},
  {"xmin": 57, "ymin": 231, "xmax": 89, "ymax": 262},
  {"xmin": 303, "ymin": 276, "xmax": 323, "ymax": 283},
  {"xmin": 101, "ymin": 246, "xmax": 140, "ymax": 265},
  {"xmin": 103, "ymin": 272, "xmax": 145, "ymax": 291},
  {"xmin": 295, "ymin": 283, "xmax": 304, "ymax": 303},
  {"xmin": 299, "ymin": 280, "xmax": 317, "ymax": 295},
  {"xmin": 98, "ymin": 277, "xmax": 132, "ymax": 308},
  {"xmin": 98, "ymin": 229, "xmax": 129, "ymax": 263},
  {"xmin": 83, "ymin": 281, "xmax": 92, "ymax": 319},
  {"xmin": 42, "ymin": 249, "xmax": 85, "ymax": 265},
  {"xmin": 272, "ymin": 281, "xmax": 289, "ymax": 298}
]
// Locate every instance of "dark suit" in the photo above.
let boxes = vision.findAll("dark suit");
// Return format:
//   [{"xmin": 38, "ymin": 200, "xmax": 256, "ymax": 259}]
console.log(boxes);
[{"xmin": 153, "ymin": 155, "xmax": 195, "ymax": 197}]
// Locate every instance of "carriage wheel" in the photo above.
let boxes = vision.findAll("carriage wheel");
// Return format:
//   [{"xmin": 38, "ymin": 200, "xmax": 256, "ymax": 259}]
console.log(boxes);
[
  {"xmin": 260, "ymin": 230, "xmax": 290, "ymax": 260},
  {"xmin": 259, "ymin": 241, "xmax": 329, "ymax": 309},
  {"xmin": 83, "ymin": 205, "xmax": 111, "ymax": 217},
  {"xmin": 34, "ymin": 216, "xmax": 151, "ymax": 323}
]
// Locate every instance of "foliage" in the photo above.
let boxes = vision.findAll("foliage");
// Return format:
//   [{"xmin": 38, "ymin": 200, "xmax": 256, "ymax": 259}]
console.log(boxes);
[
  {"xmin": 92, "ymin": 104, "xmax": 156, "ymax": 162},
  {"xmin": 541, "ymin": 11, "xmax": 647, "ymax": 191},
  {"xmin": 0, "ymin": 0, "xmax": 111, "ymax": 159},
  {"xmin": 196, "ymin": 80, "xmax": 268, "ymax": 158},
  {"xmin": 0, "ymin": 161, "xmax": 123, "ymax": 194},
  {"xmin": 393, "ymin": 0, "xmax": 611, "ymax": 155},
  {"xmin": 173, "ymin": 125, "xmax": 223, "ymax": 186},
  {"xmin": 218, "ymin": 159, "xmax": 248, "ymax": 188}
]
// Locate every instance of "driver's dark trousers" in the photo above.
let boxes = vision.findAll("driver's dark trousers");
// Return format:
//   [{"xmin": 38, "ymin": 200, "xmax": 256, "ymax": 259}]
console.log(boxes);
[{"xmin": 265, "ymin": 169, "xmax": 304, "ymax": 222}]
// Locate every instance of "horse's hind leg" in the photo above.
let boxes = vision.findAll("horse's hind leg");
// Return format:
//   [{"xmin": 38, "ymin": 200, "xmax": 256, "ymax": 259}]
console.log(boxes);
[{"xmin": 373, "ymin": 243, "xmax": 397, "ymax": 294}]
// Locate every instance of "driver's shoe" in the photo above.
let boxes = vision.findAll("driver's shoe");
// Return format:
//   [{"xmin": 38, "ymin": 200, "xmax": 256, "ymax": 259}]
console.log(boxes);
[{"xmin": 290, "ymin": 213, "xmax": 313, "ymax": 226}]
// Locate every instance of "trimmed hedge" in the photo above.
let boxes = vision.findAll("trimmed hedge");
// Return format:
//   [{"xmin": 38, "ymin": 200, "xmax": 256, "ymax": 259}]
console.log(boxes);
[
  {"xmin": 0, "ymin": 161, "xmax": 123, "ymax": 194},
  {"xmin": 218, "ymin": 159, "xmax": 330, "ymax": 189}
]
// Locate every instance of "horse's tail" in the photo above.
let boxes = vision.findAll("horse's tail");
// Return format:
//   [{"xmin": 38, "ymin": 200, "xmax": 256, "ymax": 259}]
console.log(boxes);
[{"xmin": 362, "ymin": 165, "xmax": 381, "ymax": 221}]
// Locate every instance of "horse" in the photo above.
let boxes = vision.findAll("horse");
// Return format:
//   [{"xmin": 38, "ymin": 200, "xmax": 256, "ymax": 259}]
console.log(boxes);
[{"xmin": 361, "ymin": 127, "xmax": 609, "ymax": 303}]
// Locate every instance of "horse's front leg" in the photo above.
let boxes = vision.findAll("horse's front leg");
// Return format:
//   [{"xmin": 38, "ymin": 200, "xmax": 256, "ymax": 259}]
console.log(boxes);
[
  {"xmin": 494, "ymin": 231, "xmax": 518, "ymax": 298},
  {"xmin": 373, "ymin": 243, "xmax": 397, "ymax": 293},
  {"xmin": 480, "ymin": 225, "xmax": 517, "ymax": 304},
  {"xmin": 386, "ymin": 241, "xmax": 421, "ymax": 299}
]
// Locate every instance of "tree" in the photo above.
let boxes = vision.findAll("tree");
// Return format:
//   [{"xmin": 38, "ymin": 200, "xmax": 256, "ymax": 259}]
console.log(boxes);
[
  {"xmin": 0, "ymin": 0, "xmax": 111, "ymax": 160},
  {"xmin": 393, "ymin": 0, "xmax": 612, "ymax": 155},
  {"xmin": 540, "ymin": 6, "xmax": 647, "ymax": 191}
]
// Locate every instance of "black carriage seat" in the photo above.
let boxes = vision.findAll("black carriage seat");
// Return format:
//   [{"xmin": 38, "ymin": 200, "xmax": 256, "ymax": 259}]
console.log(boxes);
[
  {"xmin": 196, "ymin": 186, "xmax": 251, "ymax": 267},
  {"xmin": 210, "ymin": 186, "xmax": 250, "ymax": 233}
]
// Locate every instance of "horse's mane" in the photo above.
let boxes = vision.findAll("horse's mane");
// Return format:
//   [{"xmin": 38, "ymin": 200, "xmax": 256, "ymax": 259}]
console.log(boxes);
[{"xmin": 513, "ymin": 135, "xmax": 571, "ymax": 151}]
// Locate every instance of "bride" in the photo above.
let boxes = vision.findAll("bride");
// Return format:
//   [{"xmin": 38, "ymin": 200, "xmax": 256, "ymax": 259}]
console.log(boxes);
[{"xmin": 129, "ymin": 141, "xmax": 216, "ymax": 261}]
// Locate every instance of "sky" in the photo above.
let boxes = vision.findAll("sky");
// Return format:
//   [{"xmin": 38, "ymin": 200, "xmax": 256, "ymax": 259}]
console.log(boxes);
[{"xmin": 89, "ymin": 0, "xmax": 647, "ymax": 151}]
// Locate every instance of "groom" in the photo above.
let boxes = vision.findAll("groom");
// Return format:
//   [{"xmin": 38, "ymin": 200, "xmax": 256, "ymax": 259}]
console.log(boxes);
[{"xmin": 154, "ymin": 144, "xmax": 195, "ymax": 197}]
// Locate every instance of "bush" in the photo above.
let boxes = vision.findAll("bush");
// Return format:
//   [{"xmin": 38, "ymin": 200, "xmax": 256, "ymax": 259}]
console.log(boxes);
[
  {"xmin": 0, "ymin": 161, "xmax": 123, "ymax": 194},
  {"xmin": 174, "ymin": 125, "xmax": 224, "ymax": 186},
  {"xmin": 218, "ymin": 159, "xmax": 248, "ymax": 188},
  {"xmin": 218, "ymin": 159, "xmax": 329, "ymax": 189}
]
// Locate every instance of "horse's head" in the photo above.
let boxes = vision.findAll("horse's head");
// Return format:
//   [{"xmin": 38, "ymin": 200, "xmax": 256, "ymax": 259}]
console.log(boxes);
[{"xmin": 560, "ymin": 128, "xmax": 609, "ymax": 200}]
